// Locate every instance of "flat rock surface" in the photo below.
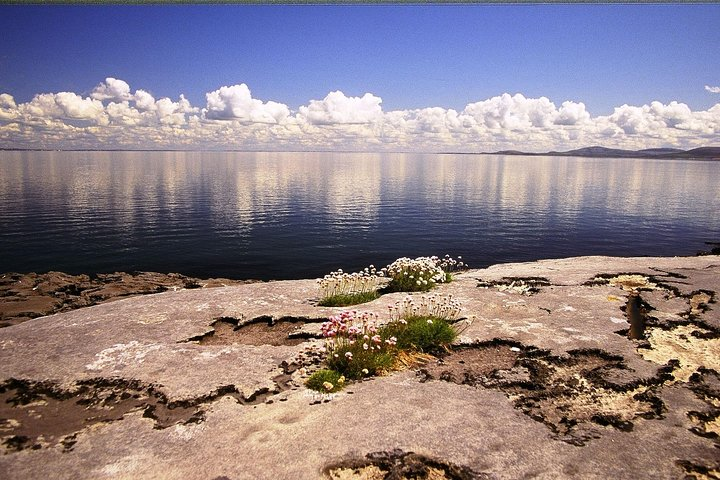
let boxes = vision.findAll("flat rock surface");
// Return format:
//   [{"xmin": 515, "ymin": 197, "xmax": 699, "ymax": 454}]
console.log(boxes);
[
  {"xmin": 0, "ymin": 271, "xmax": 255, "ymax": 328},
  {"xmin": 1, "ymin": 256, "xmax": 719, "ymax": 479}
]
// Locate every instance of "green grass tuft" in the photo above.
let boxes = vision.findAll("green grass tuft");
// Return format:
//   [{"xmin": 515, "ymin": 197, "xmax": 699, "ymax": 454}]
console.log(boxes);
[
  {"xmin": 318, "ymin": 290, "xmax": 381, "ymax": 307},
  {"xmin": 326, "ymin": 342, "xmax": 395, "ymax": 380},
  {"xmin": 381, "ymin": 315, "xmax": 457, "ymax": 353},
  {"xmin": 384, "ymin": 278, "xmax": 435, "ymax": 293},
  {"xmin": 305, "ymin": 369, "xmax": 345, "ymax": 393}
]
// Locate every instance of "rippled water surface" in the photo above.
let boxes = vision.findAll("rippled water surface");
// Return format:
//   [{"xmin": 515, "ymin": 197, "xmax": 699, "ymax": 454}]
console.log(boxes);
[{"xmin": 1, "ymin": 151, "xmax": 718, "ymax": 279}]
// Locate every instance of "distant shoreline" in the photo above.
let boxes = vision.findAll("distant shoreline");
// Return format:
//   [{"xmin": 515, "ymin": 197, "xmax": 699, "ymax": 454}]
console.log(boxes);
[
  {"xmin": 1, "ymin": 146, "xmax": 719, "ymax": 160},
  {"xmin": 480, "ymin": 146, "xmax": 720, "ymax": 161}
]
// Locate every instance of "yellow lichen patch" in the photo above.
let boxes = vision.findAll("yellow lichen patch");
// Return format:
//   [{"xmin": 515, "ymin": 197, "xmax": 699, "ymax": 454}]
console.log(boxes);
[
  {"xmin": 540, "ymin": 384, "xmax": 652, "ymax": 429},
  {"xmin": 327, "ymin": 465, "xmax": 452, "ymax": 480},
  {"xmin": 684, "ymin": 467, "xmax": 720, "ymax": 480},
  {"xmin": 640, "ymin": 325, "xmax": 720, "ymax": 382},
  {"xmin": 602, "ymin": 274, "xmax": 657, "ymax": 291},
  {"xmin": 689, "ymin": 407, "xmax": 720, "ymax": 438},
  {"xmin": 690, "ymin": 292, "xmax": 713, "ymax": 316},
  {"xmin": 426, "ymin": 467, "xmax": 453, "ymax": 480},
  {"xmin": 522, "ymin": 360, "xmax": 656, "ymax": 433},
  {"xmin": 327, "ymin": 465, "xmax": 387, "ymax": 480},
  {"xmin": 701, "ymin": 416, "xmax": 720, "ymax": 437}
]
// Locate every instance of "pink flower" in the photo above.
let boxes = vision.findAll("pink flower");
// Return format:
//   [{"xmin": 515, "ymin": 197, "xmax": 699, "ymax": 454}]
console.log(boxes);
[
  {"xmin": 363, "ymin": 343, "xmax": 369, "ymax": 350},
  {"xmin": 345, "ymin": 352, "xmax": 353, "ymax": 359},
  {"xmin": 371, "ymin": 335, "xmax": 381, "ymax": 344}
]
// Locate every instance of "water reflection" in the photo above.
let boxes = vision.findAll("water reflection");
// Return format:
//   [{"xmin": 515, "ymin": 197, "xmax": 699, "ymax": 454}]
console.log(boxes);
[{"xmin": 0, "ymin": 150, "xmax": 718, "ymax": 279}]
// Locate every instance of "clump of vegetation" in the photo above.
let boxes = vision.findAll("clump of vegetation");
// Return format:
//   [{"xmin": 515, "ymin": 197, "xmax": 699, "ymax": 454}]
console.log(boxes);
[
  {"xmin": 384, "ymin": 255, "xmax": 466, "ymax": 292},
  {"xmin": 383, "ymin": 294, "xmax": 464, "ymax": 353},
  {"xmin": 318, "ymin": 290, "xmax": 380, "ymax": 307},
  {"xmin": 382, "ymin": 316, "xmax": 456, "ymax": 353},
  {"xmin": 436, "ymin": 254, "xmax": 466, "ymax": 282},
  {"xmin": 384, "ymin": 256, "xmax": 446, "ymax": 292},
  {"xmin": 316, "ymin": 255, "xmax": 467, "ymax": 303},
  {"xmin": 387, "ymin": 293, "xmax": 463, "ymax": 322},
  {"xmin": 317, "ymin": 266, "xmax": 385, "ymax": 307},
  {"xmin": 320, "ymin": 311, "xmax": 395, "ymax": 380},
  {"xmin": 305, "ymin": 294, "xmax": 469, "ymax": 393},
  {"xmin": 305, "ymin": 369, "xmax": 345, "ymax": 393}
]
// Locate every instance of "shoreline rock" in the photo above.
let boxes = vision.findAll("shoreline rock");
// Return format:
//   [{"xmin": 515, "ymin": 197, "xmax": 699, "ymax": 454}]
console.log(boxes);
[
  {"xmin": 0, "ymin": 255, "xmax": 718, "ymax": 479},
  {"xmin": 0, "ymin": 271, "xmax": 257, "ymax": 328}
]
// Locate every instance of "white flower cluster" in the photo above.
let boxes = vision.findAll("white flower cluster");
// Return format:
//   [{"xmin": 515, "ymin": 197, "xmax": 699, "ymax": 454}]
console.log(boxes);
[
  {"xmin": 317, "ymin": 265, "xmax": 386, "ymax": 298},
  {"xmin": 388, "ymin": 294, "xmax": 463, "ymax": 322},
  {"xmin": 385, "ymin": 256, "xmax": 446, "ymax": 288},
  {"xmin": 434, "ymin": 254, "xmax": 466, "ymax": 273}
]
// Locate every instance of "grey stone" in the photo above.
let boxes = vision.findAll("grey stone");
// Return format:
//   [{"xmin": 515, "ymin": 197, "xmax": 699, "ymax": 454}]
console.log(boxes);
[{"xmin": 0, "ymin": 255, "xmax": 718, "ymax": 479}]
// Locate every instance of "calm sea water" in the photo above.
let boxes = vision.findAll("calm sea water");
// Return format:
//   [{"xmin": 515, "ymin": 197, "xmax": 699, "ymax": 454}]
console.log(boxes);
[{"xmin": 1, "ymin": 151, "xmax": 718, "ymax": 280}]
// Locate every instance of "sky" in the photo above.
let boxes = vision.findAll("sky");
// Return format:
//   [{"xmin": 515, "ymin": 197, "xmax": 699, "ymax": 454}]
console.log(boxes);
[{"xmin": 0, "ymin": 4, "xmax": 718, "ymax": 152}]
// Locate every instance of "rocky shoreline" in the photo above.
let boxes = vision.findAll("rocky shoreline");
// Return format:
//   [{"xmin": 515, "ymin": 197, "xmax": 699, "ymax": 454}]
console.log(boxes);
[
  {"xmin": 4, "ymin": 249, "xmax": 719, "ymax": 329},
  {"xmin": 0, "ymin": 255, "xmax": 718, "ymax": 479},
  {"xmin": 0, "ymin": 271, "xmax": 256, "ymax": 328}
]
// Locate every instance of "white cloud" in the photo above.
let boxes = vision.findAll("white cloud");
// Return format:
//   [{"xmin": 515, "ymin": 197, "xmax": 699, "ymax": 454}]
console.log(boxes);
[
  {"xmin": 649, "ymin": 100, "xmax": 693, "ymax": 128},
  {"xmin": 156, "ymin": 95, "xmax": 198, "ymax": 125},
  {"xmin": 91, "ymin": 77, "xmax": 132, "ymax": 102},
  {"xmin": 54, "ymin": 92, "xmax": 106, "ymax": 121},
  {"xmin": 0, "ymin": 94, "xmax": 17, "ymax": 121},
  {"xmin": 21, "ymin": 93, "xmax": 64, "ymax": 118},
  {"xmin": 604, "ymin": 101, "xmax": 703, "ymax": 135},
  {"xmin": 0, "ymin": 77, "xmax": 718, "ymax": 152},
  {"xmin": 463, "ymin": 93, "xmax": 558, "ymax": 130},
  {"xmin": 204, "ymin": 84, "xmax": 289, "ymax": 123},
  {"xmin": 607, "ymin": 104, "xmax": 664, "ymax": 135},
  {"xmin": 106, "ymin": 101, "xmax": 143, "ymax": 126},
  {"xmin": 103, "ymin": 91, "xmax": 200, "ymax": 127},
  {"xmin": 133, "ymin": 89, "xmax": 156, "ymax": 111},
  {"xmin": 555, "ymin": 101, "xmax": 591, "ymax": 126},
  {"xmin": 14, "ymin": 92, "xmax": 108, "ymax": 126},
  {"xmin": 0, "ymin": 93, "xmax": 17, "ymax": 110},
  {"xmin": 298, "ymin": 91, "xmax": 383, "ymax": 125},
  {"xmin": 705, "ymin": 85, "xmax": 720, "ymax": 94}
]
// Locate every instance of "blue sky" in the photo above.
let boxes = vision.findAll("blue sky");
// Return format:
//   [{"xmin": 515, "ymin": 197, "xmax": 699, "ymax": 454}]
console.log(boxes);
[{"xmin": 0, "ymin": 4, "xmax": 718, "ymax": 152}]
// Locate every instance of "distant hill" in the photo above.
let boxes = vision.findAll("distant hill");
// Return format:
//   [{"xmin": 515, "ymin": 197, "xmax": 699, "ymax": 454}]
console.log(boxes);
[{"xmin": 489, "ymin": 146, "xmax": 720, "ymax": 160}]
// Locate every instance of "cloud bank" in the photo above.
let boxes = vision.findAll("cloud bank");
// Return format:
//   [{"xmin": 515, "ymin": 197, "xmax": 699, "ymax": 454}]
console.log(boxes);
[{"xmin": 1, "ymin": 77, "xmax": 718, "ymax": 152}]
